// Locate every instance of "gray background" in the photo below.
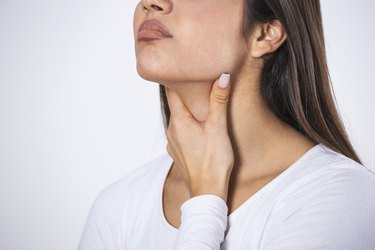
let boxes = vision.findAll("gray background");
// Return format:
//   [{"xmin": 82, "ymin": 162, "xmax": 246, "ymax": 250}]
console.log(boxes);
[{"xmin": 0, "ymin": 0, "xmax": 374, "ymax": 249}]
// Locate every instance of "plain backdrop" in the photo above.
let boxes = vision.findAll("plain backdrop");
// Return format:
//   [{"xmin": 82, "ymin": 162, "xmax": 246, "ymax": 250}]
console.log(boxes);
[{"xmin": 0, "ymin": 0, "xmax": 374, "ymax": 249}]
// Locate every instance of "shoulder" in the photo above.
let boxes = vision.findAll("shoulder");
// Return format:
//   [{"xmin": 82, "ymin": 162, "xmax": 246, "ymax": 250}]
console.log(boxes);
[
  {"xmin": 78, "ymin": 153, "xmax": 173, "ymax": 249},
  {"xmin": 275, "ymin": 144, "xmax": 375, "ymax": 210},
  {"xmin": 261, "ymin": 145, "xmax": 375, "ymax": 249},
  {"xmin": 93, "ymin": 152, "xmax": 172, "ymax": 208},
  {"xmin": 286, "ymin": 144, "xmax": 375, "ymax": 199}
]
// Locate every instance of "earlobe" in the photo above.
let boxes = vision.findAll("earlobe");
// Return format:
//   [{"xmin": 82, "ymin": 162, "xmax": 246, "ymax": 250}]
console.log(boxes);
[{"xmin": 250, "ymin": 19, "xmax": 287, "ymax": 58}]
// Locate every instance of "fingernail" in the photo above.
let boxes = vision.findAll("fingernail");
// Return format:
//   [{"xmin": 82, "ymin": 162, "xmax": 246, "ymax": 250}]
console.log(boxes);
[{"xmin": 219, "ymin": 73, "xmax": 230, "ymax": 88}]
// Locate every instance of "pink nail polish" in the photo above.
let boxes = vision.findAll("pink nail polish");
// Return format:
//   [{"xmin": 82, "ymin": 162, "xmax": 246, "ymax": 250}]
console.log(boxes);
[{"xmin": 219, "ymin": 73, "xmax": 230, "ymax": 88}]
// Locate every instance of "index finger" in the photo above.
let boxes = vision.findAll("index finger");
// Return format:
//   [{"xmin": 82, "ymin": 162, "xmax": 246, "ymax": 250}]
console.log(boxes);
[{"xmin": 165, "ymin": 87, "xmax": 194, "ymax": 121}]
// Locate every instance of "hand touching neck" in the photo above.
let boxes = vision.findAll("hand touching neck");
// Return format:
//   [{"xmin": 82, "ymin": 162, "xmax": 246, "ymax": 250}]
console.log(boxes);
[{"xmin": 163, "ymin": 68, "xmax": 315, "ymax": 184}]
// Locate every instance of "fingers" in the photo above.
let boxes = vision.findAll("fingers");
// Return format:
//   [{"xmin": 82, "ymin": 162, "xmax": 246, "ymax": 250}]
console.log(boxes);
[
  {"xmin": 165, "ymin": 87, "xmax": 195, "ymax": 122},
  {"xmin": 207, "ymin": 73, "xmax": 231, "ymax": 130}
]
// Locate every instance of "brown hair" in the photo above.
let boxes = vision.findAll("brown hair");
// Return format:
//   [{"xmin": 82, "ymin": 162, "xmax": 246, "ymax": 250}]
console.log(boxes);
[{"xmin": 158, "ymin": 0, "xmax": 363, "ymax": 164}]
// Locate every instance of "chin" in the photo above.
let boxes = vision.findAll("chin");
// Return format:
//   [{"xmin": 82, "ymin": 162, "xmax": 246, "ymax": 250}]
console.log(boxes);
[
  {"xmin": 136, "ymin": 65, "xmax": 180, "ymax": 86},
  {"xmin": 135, "ymin": 44, "xmax": 177, "ymax": 80},
  {"xmin": 136, "ymin": 60, "xmax": 166, "ymax": 82},
  {"xmin": 135, "ymin": 60, "xmax": 183, "ymax": 85}
]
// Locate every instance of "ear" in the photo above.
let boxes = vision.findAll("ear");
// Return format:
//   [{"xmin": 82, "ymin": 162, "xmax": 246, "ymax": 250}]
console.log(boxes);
[{"xmin": 249, "ymin": 19, "xmax": 287, "ymax": 58}]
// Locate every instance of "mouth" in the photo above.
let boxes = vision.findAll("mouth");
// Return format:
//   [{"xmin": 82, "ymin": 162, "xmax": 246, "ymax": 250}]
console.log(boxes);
[{"xmin": 138, "ymin": 19, "xmax": 173, "ymax": 42}]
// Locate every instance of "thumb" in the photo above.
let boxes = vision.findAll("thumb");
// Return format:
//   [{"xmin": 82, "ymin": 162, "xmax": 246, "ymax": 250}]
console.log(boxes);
[{"xmin": 207, "ymin": 73, "xmax": 231, "ymax": 129}]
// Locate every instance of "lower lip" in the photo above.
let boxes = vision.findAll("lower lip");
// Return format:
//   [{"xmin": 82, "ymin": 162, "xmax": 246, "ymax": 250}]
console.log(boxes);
[{"xmin": 138, "ymin": 30, "xmax": 172, "ymax": 41}]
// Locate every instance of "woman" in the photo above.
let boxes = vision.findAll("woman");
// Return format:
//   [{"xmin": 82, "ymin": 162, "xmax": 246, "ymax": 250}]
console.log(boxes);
[{"xmin": 79, "ymin": 0, "xmax": 375, "ymax": 249}]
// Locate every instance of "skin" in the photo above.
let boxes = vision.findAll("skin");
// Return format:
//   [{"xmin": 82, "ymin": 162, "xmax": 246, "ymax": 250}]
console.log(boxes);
[{"xmin": 134, "ymin": 0, "xmax": 316, "ymax": 228}]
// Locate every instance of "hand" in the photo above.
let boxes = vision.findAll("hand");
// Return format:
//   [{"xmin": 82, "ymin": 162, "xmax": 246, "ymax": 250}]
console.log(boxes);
[{"xmin": 165, "ymin": 73, "xmax": 234, "ymax": 203}]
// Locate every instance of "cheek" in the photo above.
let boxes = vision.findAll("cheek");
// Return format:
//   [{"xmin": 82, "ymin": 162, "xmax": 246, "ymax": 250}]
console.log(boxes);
[
  {"xmin": 179, "ymin": 14, "xmax": 247, "ymax": 79},
  {"xmin": 182, "ymin": 30, "xmax": 244, "ymax": 78}
]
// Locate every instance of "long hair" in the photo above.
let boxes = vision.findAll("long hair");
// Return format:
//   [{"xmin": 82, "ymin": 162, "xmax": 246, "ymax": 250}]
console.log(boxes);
[{"xmin": 158, "ymin": 0, "xmax": 362, "ymax": 164}]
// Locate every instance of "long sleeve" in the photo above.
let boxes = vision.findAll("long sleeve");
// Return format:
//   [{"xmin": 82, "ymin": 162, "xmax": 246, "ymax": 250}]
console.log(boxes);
[{"xmin": 172, "ymin": 194, "xmax": 229, "ymax": 250}]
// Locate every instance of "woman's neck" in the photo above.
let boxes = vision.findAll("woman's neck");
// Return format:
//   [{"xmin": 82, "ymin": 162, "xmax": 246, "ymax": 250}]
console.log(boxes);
[{"xmin": 164, "ymin": 67, "xmax": 316, "ymax": 185}]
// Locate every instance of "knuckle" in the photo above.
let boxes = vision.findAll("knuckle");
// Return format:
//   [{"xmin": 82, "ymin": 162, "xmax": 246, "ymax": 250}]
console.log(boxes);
[{"xmin": 213, "ymin": 92, "xmax": 228, "ymax": 104}]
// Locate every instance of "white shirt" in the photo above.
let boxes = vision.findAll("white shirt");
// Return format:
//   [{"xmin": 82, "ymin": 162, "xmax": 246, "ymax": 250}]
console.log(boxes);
[{"xmin": 78, "ymin": 144, "xmax": 375, "ymax": 249}]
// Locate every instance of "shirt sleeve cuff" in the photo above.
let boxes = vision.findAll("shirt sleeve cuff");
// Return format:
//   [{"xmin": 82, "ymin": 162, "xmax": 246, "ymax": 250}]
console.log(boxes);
[{"xmin": 172, "ymin": 194, "xmax": 228, "ymax": 249}]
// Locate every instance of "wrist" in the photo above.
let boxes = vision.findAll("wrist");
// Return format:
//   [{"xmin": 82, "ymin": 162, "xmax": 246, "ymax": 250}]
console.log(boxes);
[{"xmin": 190, "ymin": 176, "xmax": 230, "ymax": 203}]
